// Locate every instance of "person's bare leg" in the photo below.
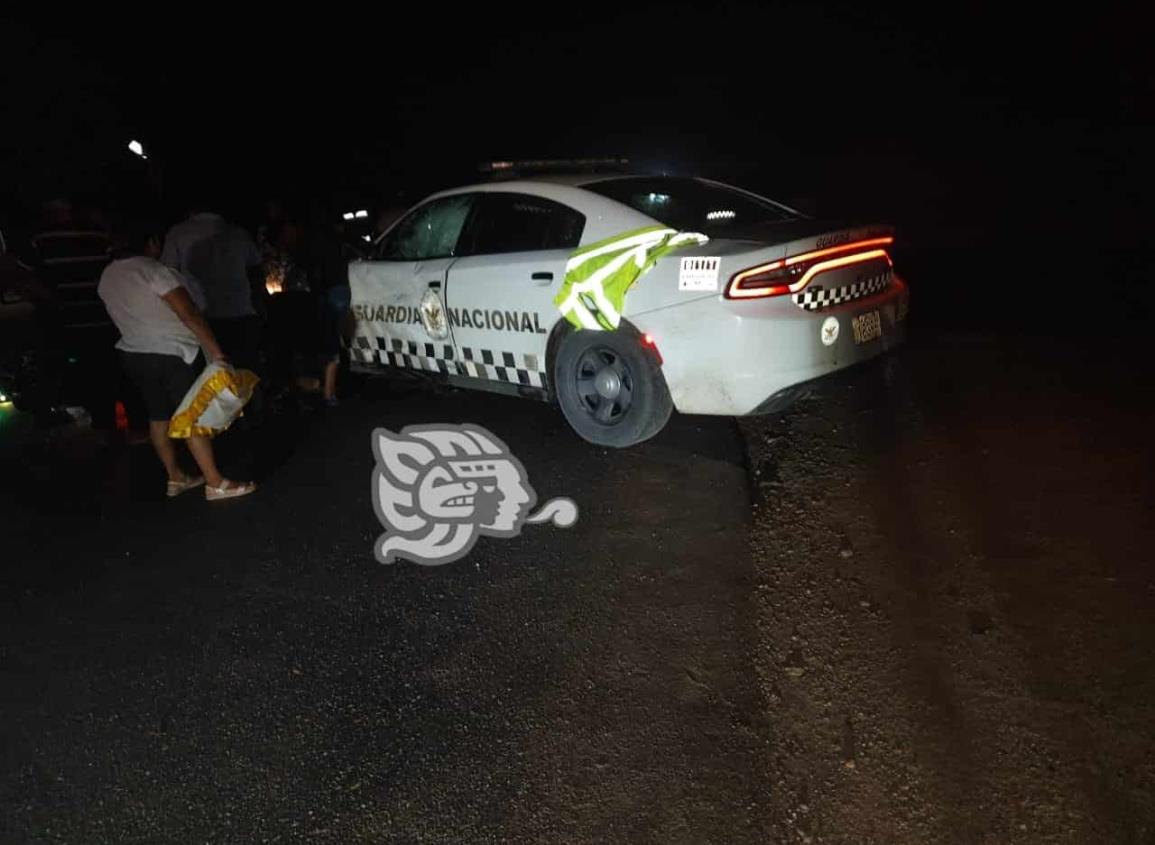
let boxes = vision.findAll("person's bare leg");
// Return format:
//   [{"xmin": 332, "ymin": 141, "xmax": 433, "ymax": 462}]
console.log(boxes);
[
  {"xmin": 149, "ymin": 421, "xmax": 187, "ymax": 482},
  {"xmin": 323, "ymin": 359, "xmax": 339, "ymax": 401},
  {"xmin": 186, "ymin": 435, "xmax": 225, "ymax": 488}
]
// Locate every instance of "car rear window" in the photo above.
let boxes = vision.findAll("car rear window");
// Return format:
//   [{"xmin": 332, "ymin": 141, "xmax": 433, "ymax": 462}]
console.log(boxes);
[{"xmin": 585, "ymin": 177, "xmax": 798, "ymax": 237}]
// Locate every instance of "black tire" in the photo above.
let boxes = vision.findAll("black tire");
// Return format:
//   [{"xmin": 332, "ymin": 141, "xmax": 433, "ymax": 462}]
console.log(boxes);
[{"xmin": 553, "ymin": 328, "xmax": 673, "ymax": 448}]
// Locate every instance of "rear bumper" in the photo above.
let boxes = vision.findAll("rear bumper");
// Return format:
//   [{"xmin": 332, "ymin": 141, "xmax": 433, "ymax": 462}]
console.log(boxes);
[
  {"xmin": 746, "ymin": 345, "xmax": 902, "ymax": 415},
  {"xmin": 632, "ymin": 276, "xmax": 909, "ymax": 416}
]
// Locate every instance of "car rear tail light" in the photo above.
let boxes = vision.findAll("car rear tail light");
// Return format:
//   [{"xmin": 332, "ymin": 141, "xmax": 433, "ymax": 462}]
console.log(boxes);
[{"xmin": 726, "ymin": 236, "xmax": 894, "ymax": 300}]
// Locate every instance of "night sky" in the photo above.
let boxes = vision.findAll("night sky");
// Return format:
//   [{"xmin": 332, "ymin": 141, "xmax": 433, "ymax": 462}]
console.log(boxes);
[{"xmin": 1, "ymin": 4, "xmax": 1148, "ymax": 248}]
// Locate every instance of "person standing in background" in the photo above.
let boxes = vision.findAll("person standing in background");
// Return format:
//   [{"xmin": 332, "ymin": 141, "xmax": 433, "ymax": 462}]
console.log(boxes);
[
  {"xmin": 30, "ymin": 198, "xmax": 112, "ymax": 337},
  {"xmin": 308, "ymin": 208, "xmax": 360, "ymax": 406},
  {"xmin": 260, "ymin": 205, "xmax": 312, "ymax": 402},
  {"xmin": 256, "ymin": 199, "xmax": 289, "ymax": 302},
  {"xmin": 29, "ymin": 197, "xmax": 123, "ymax": 433},
  {"xmin": 256, "ymin": 200, "xmax": 287, "ymax": 261},
  {"xmin": 161, "ymin": 203, "xmax": 265, "ymax": 372}
]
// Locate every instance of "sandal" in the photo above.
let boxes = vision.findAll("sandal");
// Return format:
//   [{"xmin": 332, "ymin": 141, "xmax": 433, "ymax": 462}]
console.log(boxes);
[
  {"xmin": 167, "ymin": 475, "xmax": 206, "ymax": 498},
  {"xmin": 205, "ymin": 479, "xmax": 257, "ymax": 502}
]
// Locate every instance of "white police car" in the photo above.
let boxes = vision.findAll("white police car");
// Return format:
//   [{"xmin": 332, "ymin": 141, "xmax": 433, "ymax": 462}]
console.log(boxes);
[{"xmin": 348, "ymin": 172, "xmax": 909, "ymax": 447}]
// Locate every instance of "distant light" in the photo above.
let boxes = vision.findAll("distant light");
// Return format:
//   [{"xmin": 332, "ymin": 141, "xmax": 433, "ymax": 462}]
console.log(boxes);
[
  {"xmin": 127, "ymin": 140, "xmax": 144, "ymax": 157},
  {"xmin": 362, "ymin": 234, "xmax": 371, "ymax": 242},
  {"xmin": 706, "ymin": 209, "xmax": 736, "ymax": 221},
  {"xmin": 342, "ymin": 212, "xmax": 356, "ymax": 221},
  {"xmin": 354, "ymin": 209, "xmax": 369, "ymax": 219},
  {"xmin": 0, "ymin": 392, "xmax": 10, "ymax": 404},
  {"xmin": 647, "ymin": 193, "xmax": 670, "ymax": 205}
]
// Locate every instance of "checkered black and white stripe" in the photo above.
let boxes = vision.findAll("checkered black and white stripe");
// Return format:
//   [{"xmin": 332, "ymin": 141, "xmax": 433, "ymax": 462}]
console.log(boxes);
[
  {"xmin": 350, "ymin": 335, "xmax": 547, "ymax": 388},
  {"xmin": 792, "ymin": 270, "xmax": 892, "ymax": 312}
]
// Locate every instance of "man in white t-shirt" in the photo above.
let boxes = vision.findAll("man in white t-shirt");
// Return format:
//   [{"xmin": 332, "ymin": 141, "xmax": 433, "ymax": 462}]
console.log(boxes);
[
  {"xmin": 99, "ymin": 222, "xmax": 255, "ymax": 501},
  {"xmin": 161, "ymin": 208, "xmax": 265, "ymax": 370}
]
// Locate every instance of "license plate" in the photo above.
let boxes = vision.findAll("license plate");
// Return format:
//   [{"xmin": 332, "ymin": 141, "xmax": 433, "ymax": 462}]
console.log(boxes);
[{"xmin": 852, "ymin": 310, "xmax": 882, "ymax": 344}]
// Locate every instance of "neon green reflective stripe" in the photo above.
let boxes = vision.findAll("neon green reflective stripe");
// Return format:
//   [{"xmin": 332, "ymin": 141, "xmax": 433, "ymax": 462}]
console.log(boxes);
[{"xmin": 555, "ymin": 226, "xmax": 709, "ymax": 330}]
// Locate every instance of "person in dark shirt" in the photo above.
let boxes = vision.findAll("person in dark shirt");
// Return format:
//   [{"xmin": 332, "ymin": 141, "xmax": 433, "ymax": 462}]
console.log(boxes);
[
  {"xmin": 29, "ymin": 198, "xmax": 121, "ymax": 431},
  {"xmin": 309, "ymin": 215, "xmax": 360, "ymax": 406},
  {"xmin": 31, "ymin": 198, "xmax": 113, "ymax": 334}
]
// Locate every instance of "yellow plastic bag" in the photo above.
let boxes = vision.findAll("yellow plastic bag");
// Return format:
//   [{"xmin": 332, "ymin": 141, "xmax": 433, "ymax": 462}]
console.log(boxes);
[{"xmin": 168, "ymin": 362, "xmax": 259, "ymax": 439}]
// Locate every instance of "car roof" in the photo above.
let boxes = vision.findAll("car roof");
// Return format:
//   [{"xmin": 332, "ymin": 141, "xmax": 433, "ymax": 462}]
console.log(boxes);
[
  {"xmin": 413, "ymin": 176, "xmax": 804, "ymax": 246},
  {"xmin": 425, "ymin": 179, "xmax": 660, "ymax": 244},
  {"xmin": 379, "ymin": 176, "xmax": 804, "ymax": 249}
]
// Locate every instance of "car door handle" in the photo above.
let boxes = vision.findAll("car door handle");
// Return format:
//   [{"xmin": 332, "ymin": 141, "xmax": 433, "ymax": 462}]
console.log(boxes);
[
  {"xmin": 531, "ymin": 272, "xmax": 554, "ymax": 284},
  {"xmin": 427, "ymin": 280, "xmax": 441, "ymax": 290}
]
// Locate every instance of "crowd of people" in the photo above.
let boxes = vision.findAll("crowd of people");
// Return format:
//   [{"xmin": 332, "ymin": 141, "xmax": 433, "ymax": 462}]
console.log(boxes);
[{"xmin": 0, "ymin": 194, "xmax": 407, "ymax": 499}]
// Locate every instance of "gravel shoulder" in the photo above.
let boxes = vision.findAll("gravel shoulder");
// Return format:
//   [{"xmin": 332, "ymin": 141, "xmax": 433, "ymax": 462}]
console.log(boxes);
[{"xmin": 740, "ymin": 336, "xmax": 1155, "ymax": 844}]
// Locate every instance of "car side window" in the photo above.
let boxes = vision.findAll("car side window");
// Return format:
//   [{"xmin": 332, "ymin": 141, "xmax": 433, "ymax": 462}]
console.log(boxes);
[
  {"xmin": 460, "ymin": 193, "xmax": 586, "ymax": 256},
  {"xmin": 377, "ymin": 195, "xmax": 474, "ymax": 261}
]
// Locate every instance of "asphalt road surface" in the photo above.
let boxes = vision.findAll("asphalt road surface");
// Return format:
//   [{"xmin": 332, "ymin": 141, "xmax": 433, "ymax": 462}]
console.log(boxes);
[
  {"xmin": 1, "ymin": 378, "xmax": 770, "ymax": 844},
  {"xmin": 3, "ymin": 318, "xmax": 1153, "ymax": 843}
]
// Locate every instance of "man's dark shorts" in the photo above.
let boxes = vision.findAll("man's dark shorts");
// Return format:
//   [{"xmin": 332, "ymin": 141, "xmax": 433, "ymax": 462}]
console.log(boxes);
[{"xmin": 118, "ymin": 351, "xmax": 202, "ymax": 423}]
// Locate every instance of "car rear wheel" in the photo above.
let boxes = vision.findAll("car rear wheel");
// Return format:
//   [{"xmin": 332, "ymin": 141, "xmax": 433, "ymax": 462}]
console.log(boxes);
[{"xmin": 554, "ymin": 328, "xmax": 672, "ymax": 448}]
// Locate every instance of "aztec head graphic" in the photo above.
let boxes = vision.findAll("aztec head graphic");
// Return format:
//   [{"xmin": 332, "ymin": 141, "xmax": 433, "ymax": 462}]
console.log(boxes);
[{"xmin": 371, "ymin": 424, "xmax": 577, "ymax": 565}]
